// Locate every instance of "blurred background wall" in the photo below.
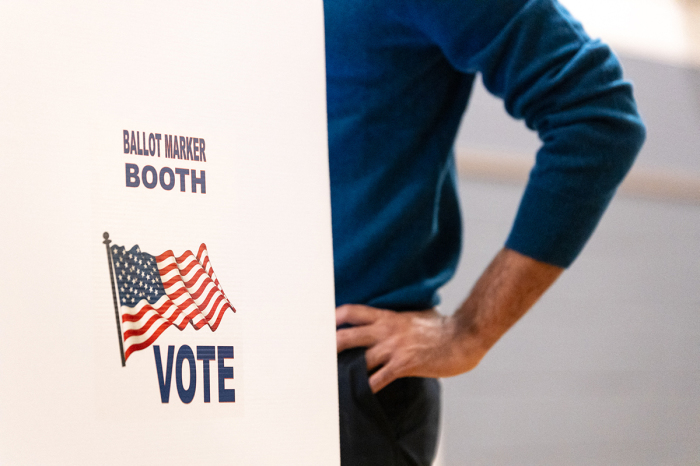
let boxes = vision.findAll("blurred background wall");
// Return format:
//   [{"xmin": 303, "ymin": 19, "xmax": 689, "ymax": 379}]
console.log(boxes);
[{"xmin": 434, "ymin": 0, "xmax": 700, "ymax": 464}]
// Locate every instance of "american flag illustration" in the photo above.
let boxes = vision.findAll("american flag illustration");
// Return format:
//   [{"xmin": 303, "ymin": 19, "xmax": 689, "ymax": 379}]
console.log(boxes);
[{"xmin": 106, "ymin": 236, "xmax": 235, "ymax": 363}]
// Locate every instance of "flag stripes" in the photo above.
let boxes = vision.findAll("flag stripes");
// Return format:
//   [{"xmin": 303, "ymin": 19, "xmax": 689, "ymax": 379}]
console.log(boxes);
[{"xmin": 111, "ymin": 242, "xmax": 235, "ymax": 361}]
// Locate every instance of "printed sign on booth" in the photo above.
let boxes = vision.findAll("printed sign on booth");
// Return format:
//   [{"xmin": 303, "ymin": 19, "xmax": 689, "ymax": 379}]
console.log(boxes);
[{"xmin": 0, "ymin": 2, "xmax": 340, "ymax": 465}]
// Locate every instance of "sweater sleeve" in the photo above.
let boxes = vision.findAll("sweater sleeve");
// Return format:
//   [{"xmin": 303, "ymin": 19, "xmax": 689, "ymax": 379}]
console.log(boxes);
[{"xmin": 413, "ymin": 0, "xmax": 646, "ymax": 267}]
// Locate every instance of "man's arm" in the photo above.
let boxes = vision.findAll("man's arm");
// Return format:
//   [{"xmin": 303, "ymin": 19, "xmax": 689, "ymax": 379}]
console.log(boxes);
[
  {"xmin": 336, "ymin": 247, "xmax": 563, "ymax": 393},
  {"xmin": 335, "ymin": 0, "xmax": 644, "ymax": 394}
]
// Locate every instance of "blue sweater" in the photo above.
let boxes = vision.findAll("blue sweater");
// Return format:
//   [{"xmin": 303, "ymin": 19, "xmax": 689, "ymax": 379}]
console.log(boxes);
[{"xmin": 325, "ymin": 0, "xmax": 646, "ymax": 310}]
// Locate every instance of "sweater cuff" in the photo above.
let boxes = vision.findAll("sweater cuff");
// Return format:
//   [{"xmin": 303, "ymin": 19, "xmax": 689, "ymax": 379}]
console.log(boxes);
[{"xmin": 504, "ymin": 182, "xmax": 612, "ymax": 268}]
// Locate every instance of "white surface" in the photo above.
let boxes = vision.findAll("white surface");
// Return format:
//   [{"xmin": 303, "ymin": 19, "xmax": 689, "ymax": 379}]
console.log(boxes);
[{"xmin": 0, "ymin": 2, "xmax": 339, "ymax": 465}]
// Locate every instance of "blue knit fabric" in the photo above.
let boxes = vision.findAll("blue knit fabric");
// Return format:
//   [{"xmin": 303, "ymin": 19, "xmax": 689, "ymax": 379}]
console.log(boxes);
[{"xmin": 325, "ymin": 0, "xmax": 646, "ymax": 310}]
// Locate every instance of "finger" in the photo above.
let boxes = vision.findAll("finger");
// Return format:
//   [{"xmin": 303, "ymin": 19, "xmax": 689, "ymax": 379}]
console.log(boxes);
[
  {"xmin": 364, "ymin": 344, "xmax": 391, "ymax": 372},
  {"xmin": 368, "ymin": 363, "xmax": 401, "ymax": 394},
  {"xmin": 336, "ymin": 304, "xmax": 381, "ymax": 327},
  {"xmin": 336, "ymin": 326, "xmax": 378, "ymax": 353}
]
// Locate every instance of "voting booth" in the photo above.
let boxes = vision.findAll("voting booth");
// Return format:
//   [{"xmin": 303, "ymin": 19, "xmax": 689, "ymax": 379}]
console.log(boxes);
[{"xmin": 0, "ymin": 2, "xmax": 340, "ymax": 464}]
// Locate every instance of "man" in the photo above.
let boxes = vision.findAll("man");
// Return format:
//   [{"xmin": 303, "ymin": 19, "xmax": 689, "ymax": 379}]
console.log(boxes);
[{"xmin": 324, "ymin": 0, "xmax": 646, "ymax": 464}]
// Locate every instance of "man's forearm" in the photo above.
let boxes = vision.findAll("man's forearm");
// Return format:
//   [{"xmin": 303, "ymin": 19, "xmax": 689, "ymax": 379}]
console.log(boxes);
[
  {"xmin": 336, "ymin": 247, "xmax": 563, "ymax": 393},
  {"xmin": 450, "ymin": 247, "xmax": 564, "ymax": 365}
]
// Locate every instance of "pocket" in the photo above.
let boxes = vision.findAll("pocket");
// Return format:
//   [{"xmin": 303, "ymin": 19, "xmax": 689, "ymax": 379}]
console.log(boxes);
[
  {"xmin": 337, "ymin": 348, "xmax": 397, "ymax": 465},
  {"xmin": 349, "ymin": 350, "xmax": 440, "ymax": 443},
  {"xmin": 337, "ymin": 349, "xmax": 441, "ymax": 466},
  {"xmin": 380, "ymin": 377, "xmax": 441, "ymax": 466},
  {"xmin": 350, "ymin": 349, "xmax": 395, "ymax": 435}
]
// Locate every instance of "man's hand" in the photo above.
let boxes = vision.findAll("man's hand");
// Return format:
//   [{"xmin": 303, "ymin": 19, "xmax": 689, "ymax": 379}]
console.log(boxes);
[
  {"xmin": 336, "ymin": 247, "xmax": 564, "ymax": 393},
  {"xmin": 336, "ymin": 305, "xmax": 483, "ymax": 393}
]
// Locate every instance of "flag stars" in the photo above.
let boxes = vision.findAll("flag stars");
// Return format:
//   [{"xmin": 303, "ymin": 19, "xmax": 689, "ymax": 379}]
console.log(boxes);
[{"xmin": 111, "ymin": 243, "xmax": 166, "ymax": 307}]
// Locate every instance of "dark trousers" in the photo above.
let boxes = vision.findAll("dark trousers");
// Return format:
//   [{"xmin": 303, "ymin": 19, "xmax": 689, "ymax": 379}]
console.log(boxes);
[{"xmin": 338, "ymin": 348, "xmax": 441, "ymax": 466}]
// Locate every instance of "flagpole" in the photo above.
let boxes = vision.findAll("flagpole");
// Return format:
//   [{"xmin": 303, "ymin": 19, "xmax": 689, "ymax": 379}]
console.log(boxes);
[{"xmin": 103, "ymin": 232, "xmax": 126, "ymax": 367}]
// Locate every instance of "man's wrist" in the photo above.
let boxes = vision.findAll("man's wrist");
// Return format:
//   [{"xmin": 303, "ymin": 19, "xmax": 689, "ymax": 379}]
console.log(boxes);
[
  {"xmin": 446, "ymin": 248, "xmax": 564, "ymax": 373},
  {"xmin": 445, "ymin": 310, "xmax": 490, "ymax": 373}
]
